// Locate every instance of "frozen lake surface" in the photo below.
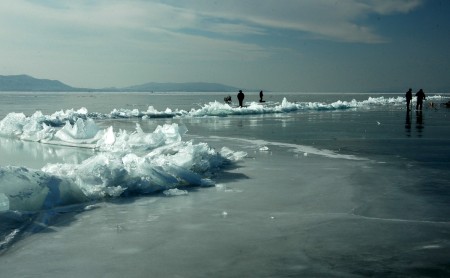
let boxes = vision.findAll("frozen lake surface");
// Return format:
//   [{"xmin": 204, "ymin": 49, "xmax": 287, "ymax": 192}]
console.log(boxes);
[{"xmin": 1, "ymin": 92, "xmax": 450, "ymax": 277}]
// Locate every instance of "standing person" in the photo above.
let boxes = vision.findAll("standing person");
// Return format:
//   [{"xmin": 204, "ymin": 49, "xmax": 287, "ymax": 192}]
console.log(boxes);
[
  {"xmin": 259, "ymin": 90, "xmax": 264, "ymax": 102},
  {"xmin": 415, "ymin": 89, "xmax": 426, "ymax": 111},
  {"xmin": 405, "ymin": 88, "xmax": 412, "ymax": 111},
  {"xmin": 237, "ymin": 90, "xmax": 245, "ymax": 107}
]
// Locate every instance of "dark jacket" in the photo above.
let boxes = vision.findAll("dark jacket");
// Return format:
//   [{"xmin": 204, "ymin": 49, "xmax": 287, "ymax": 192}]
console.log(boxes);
[{"xmin": 415, "ymin": 90, "xmax": 426, "ymax": 102}]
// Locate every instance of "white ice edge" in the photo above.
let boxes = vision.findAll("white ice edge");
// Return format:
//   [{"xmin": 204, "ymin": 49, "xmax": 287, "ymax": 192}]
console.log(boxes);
[
  {"xmin": 2, "ymin": 95, "xmax": 444, "ymax": 127},
  {"xmin": 209, "ymin": 136, "xmax": 368, "ymax": 161}
]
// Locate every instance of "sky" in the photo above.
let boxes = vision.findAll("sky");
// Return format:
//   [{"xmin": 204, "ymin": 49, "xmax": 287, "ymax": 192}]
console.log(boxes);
[{"xmin": 1, "ymin": 0, "xmax": 449, "ymax": 92}]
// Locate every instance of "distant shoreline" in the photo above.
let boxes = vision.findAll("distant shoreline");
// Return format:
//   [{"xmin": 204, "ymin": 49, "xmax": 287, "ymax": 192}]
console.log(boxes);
[
  {"xmin": 2, "ymin": 74, "xmax": 449, "ymax": 94},
  {"xmin": 0, "ymin": 74, "xmax": 243, "ymax": 93}
]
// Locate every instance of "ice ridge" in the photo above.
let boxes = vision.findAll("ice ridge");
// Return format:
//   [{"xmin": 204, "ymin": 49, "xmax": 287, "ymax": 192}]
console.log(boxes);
[{"xmin": 0, "ymin": 119, "xmax": 247, "ymax": 213}]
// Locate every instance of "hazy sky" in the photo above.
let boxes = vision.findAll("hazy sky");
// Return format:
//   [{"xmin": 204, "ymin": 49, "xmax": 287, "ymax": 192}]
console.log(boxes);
[{"xmin": 1, "ymin": 0, "xmax": 449, "ymax": 92}]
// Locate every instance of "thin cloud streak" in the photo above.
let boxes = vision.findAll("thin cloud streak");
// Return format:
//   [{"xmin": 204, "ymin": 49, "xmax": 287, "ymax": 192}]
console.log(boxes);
[{"xmin": 1, "ymin": 1, "xmax": 425, "ymax": 42}]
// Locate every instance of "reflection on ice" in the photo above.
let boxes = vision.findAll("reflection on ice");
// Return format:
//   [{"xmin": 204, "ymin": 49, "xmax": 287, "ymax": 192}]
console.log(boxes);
[
  {"xmin": 0, "ymin": 137, "xmax": 93, "ymax": 167},
  {"xmin": 0, "ymin": 166, "xmax": 88, "ymax": 212}
]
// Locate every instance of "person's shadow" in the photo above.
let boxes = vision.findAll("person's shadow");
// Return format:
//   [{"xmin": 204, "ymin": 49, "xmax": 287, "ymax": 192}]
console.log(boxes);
[
  {"xmin": 415, "ymin": 111, "xmax": 424, "ymax": 136},
  {"xmin": 405, "ymin": 111, "xmax": 411, "ymax": 137}
]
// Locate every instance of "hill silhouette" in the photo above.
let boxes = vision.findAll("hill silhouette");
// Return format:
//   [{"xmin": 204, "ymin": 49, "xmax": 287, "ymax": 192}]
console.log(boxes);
[
  {"xmin": 0, "ymin": 75, "xmax": 241, "ymax": 92},
  {"xmin": 0, "ymin": 75, "xmax": 82, "ymax": 91}
]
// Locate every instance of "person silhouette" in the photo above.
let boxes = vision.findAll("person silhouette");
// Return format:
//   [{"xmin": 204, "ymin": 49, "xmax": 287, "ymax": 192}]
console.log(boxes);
[
  {"xmin": 237, "ymin": 90, "xmax": 245, "ymax": 107},
  {"xmin": 224, "ymin": 95, "xmax": 232, "ymax": 104},
  {"xmin": 415, "ymin": 89, "xmax": 426, "ymax": 111},
  {"xmin": 259, "ymin": 90, "xmax": 265, "ymax": 102},
  {"xmin": 405, "ymin": 88, "xmax": 412, "ymax": 111}
]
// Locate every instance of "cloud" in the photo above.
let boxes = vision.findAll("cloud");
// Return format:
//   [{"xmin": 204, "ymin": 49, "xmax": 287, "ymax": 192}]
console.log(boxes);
[
  {"xmin": 1, "ymin": 0, "xmax": 425, "ymax": 44},
  {"xmin": 0, "ymin": 0, "xmax": 426, "ymax": 89},
  {"xmin": 366, "ymin": 0, "xmax": 424, "ymax": 14},
  {"xmin": 163, "ymin": 0, "xmax": 424, "ymax": 43}
]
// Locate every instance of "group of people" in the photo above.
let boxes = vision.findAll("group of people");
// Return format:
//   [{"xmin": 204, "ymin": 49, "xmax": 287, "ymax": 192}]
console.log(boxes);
[
  {"xmin": 229, "ymin": 88, "xmax": 432, "ymax": 110},
  {"xmin": 224, "ymin": 90, "xmax": 265, "ymax": 107},
  {"xmin": 405, "ymin": 88, "xmax": 426, "ymax": 111}
]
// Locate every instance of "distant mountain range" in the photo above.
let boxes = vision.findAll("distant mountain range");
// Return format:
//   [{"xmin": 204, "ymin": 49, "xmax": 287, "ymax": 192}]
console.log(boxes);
[
  {"xmin": 0, "ymin": 75, "xmax": 81, "ymax": 92},
  {"xmin": 0, "ymin": 75, "xmax": 241, "ymax": 92}
]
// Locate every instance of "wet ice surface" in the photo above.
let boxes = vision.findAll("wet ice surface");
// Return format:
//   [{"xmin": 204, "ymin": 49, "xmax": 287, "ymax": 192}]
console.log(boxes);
[
  {"xmin": 1, "ymin": 93, "xmax": 450, "ymax": 277},
  {"xmin": 1, "ymin": 140, "xmax": 449, "ymax": 277}
]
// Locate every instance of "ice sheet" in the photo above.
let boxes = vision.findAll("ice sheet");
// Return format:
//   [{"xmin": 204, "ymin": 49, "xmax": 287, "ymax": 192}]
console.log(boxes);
[
  {"xmin": 1, "ymin": 93, "xmax": 450, "ymax": 276},
  {"xmin": 1, "ymin": 139, "xmax": 449, "ymax": 277}
]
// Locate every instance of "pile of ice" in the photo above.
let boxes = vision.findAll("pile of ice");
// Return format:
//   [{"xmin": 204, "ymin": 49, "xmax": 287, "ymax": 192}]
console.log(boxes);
[
  {"xmin": 0, "ymin": 114, "xmax": 247, "ymax": 212},
  {"xmin": 0, "ymin": 99, "xmax": 342, "ymax": 145},
  {"xmin": 0, "ymin": 110, "xmax": 100, "ymax": 145},
  {"xmin": 111, "ymin": 106, "xmax": 186, "ymax": 119},
  {"xmin": 187, "ymin": 98, "xmax": 358, "ymax": 117}
]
